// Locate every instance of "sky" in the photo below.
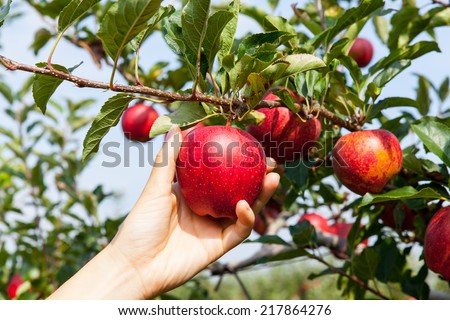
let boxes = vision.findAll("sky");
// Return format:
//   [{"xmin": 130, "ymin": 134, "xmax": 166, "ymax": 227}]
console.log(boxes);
[{"xmin": 0, "ymin": 0, "xmax": 449, "ymax": 263}]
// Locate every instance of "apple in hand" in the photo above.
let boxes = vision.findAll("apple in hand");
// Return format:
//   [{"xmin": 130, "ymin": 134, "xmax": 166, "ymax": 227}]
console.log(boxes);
[
  {"xmin": 121, "ymin": 102, "xmax": 159, "ymax": 142},
  {"xmin": 348, "ymin": 37, "xmax": 374, "ymax": 67},
  {"xmin": 253, "ymin": 199, "xmax": 281, "ymax": 235},
  {"xmin": 299, "ymin": 213, "xmax": 332, "ymax": 233},
  {"xmin": 247, "ymin": 88, "xmax": 321, "ymax": 163},
  {"xmin": 380, "ymin": 201, "xmax": 416, "ymax": 231},
  {"xmin": 176, "ymin": 126, "xmax": 266, "ymax": 219},
  {"xmin": 424, "ymin": 206, "xmax": 450, "ymax": 280},
  {"xmin": 332, "ymin": 129, "xmax": 403, "ymax": 195},
  {"xmin": 7, "ymin": 274, "xmax": 23, "ymax": 299}
]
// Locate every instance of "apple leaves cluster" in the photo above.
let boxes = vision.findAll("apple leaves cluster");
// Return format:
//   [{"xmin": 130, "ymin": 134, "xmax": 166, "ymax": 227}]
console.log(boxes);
[{"xmin": 0, "ymin": 0, "xmax": 450, "ymax": 300}]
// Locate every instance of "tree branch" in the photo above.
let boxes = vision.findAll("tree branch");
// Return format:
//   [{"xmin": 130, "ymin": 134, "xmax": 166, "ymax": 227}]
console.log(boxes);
[{"xmin": 0, "ymin": 55, "xmax": 361, "ymax": 131}]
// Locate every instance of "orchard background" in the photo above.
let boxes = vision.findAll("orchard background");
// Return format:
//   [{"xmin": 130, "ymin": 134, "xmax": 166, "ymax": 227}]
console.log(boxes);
[{"xmin": 0, "ymin": 0, "xmax": 449, "ymax": 299}]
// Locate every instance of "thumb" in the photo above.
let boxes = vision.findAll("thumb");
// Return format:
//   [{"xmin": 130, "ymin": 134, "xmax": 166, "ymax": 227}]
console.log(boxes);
[
  {"xmin": 145, "ymin": 126, "xmax": 182, "ymax": 194},
  {"xmin": 221, "ymin": 200, "xmax": 254, "ymax": 253}
]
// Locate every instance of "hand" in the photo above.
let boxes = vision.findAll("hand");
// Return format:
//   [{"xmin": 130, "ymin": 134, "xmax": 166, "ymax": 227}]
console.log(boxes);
[{"xmin": 48, "ymin": 126, "xmax": 279, "ymax": 300}]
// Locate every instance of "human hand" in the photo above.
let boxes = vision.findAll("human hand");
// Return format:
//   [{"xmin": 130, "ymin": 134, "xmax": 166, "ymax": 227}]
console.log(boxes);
[
  {"xmin": 48, "ymin": 126, "xmax": 279, "ymax": 300},
  {"xmin": 108, "ymin": 126, "xmax": 280, "ymax": 299}
]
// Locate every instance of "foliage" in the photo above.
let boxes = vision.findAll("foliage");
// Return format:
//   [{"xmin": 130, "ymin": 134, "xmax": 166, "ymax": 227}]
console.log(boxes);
[{"xmin": 0, "ymin": 0, "xmax": 449, "ymax": 299}]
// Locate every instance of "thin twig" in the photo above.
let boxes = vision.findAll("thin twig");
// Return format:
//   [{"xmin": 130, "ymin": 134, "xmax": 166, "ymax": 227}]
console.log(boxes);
[{"xmin": 0, "ymin": 55, "xmax": 361, "ymax": 131}]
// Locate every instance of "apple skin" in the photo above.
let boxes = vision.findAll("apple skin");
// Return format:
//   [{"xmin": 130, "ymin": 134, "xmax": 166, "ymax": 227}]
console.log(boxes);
[
  {"xmin": 121, "ymin": 102, "xmax": 159, "ymax": 142},
  {"xmin": 348, "ymin": 37, "xmax": 374, "ymax": 67},
  {"xmin": 380, "ymin": 201, "xmax": 416, "ymax": 231},
  {"xmin": 176, "ymin": 126, "xmax": 266, "ymax": 219},
  {"xmin": 7, "ymin": 274, "xmax": 23, "ymax": 299},
  {"xmin": 247, "ymin": 89, "xmax": 321, "ymax": 163},
  {"xmin": 332, "ymin": 129, "xmax": 403, "ymax": 195},
  {"xmin": 424, "ymin": 207, "xmax": 450, "ymax": 280},
  {"xmin": 253, "ymin": 199, "xmax": 281, "ymax": 235},
  {"xmin": 299, "ymin": 213, "xmax": 332, "ymax": 233}
]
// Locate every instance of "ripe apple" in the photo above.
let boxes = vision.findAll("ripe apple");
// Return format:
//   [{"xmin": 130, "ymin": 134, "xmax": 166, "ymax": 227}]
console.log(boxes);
[
  {"xmin": 329, "ymin": 222, "xmax": 368, "ymax": 246},
  {"xmin": 348, "ymin": 37, "xmax": 374, "ymax": 67},
  {"xmin": 7, "ymin": 274, "xmax": 23, "ymax": 299},
  {"xmin": 176, "ymin": 126, "xmax": 266, "ymax": 219},
  {"xmin": 424, "ymin": 206, "xmax": 450, "ymax": 280},
  {"xmin": 332, "ymin": 129, "xmax": 403, "ymax": 195},
  {"xmin": 379, "ymin": 201, "xmax": 416, "ymax": 231},
  {"xmin": 247, "ymin": 88, "xmax": 321, "ymax": 163},
  {"xmin": 299, "ymin": 213, "xmax": 332, "ymax": 233},
  {"xmin": 121, "ymin": 102, "xmax": 159, "ymax": 142},
  {"xmin": 253, "ymin": 199, "xmax": 281, "ymax": 235}
]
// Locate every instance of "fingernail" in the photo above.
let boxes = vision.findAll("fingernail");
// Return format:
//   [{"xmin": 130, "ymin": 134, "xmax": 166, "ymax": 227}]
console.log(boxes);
[{"xmin": 165, "ymin": 125, "xmax": 178, "ymax": 142}]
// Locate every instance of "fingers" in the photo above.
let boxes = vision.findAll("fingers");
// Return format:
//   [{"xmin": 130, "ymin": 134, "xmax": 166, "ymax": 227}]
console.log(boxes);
[
  {"xmin": 145, "ymin": 126, "xmax": 182, "ymax": 194},
  {"xmin": 266, "ymin": 157, "xmax": 276, "ymax": 172},
  {"xmin": 221, "ymin": 200, "xmax": 255, "ymax": 252},
  {"xmin": 251, "ymin": 172, "xmax": 280, "ymax": 215}
]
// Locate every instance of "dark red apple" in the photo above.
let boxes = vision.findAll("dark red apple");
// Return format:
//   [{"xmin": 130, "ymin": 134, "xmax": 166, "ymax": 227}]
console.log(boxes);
[
  {"xmin": 348, "ymin": 37, "xmax": 374, "ymax": 67},
  {"xmin": 330, "ymin": 222, "xmax": 368, "ymax": 246},
  {"xmin": 332, "ymin": 129, "xmax": 403, "ymax": 195},
  {"xmin": 176, "ymin": 126, "xmax": 266, "ymax": 219},
  {"xmin": 253, "ymin": 199, "xmax": 281, "ymax": 235},
  {"xmin": 247, "ymin": 88, "xmax": 321, "ymax": 163},
  {"xmin": 424, "ymin": 207, "xmax": 450, "ymax": 280},
  {"xmin": 121, "ymin": 102, "xmax": 159, "ymax": 142},
  {"xmin": 7, "ymin": 274, "xmax": 23, "ymax": 299},
  {"xmin": 380, "ymin": 201, "xmax": 416, "ymax": 231},
  {"xmin": 299, "ymin": 213, "xmax": 332, "ymax": 233}
]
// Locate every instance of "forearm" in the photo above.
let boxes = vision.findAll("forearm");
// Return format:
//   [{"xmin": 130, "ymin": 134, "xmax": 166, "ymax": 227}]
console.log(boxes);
[{"xmin": 47, "ymin": 245, "xmax": 146, "ymax": 300}]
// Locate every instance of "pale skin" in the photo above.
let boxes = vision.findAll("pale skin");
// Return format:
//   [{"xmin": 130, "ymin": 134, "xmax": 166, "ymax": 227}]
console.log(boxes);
[{"xmin": 48, "ymin": 126, "xmax": 280, "ymax": 299}]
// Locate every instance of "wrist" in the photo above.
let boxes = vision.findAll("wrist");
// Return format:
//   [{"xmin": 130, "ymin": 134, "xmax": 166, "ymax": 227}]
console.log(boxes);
[{"xmin": 48, "ymin": 245, "xmax": 146, "ymax": 300}]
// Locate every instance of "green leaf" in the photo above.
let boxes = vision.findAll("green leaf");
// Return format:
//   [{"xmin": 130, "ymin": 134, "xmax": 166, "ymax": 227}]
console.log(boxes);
[
  {"xmin": 58, "ymin": 0, "xmax": 100, "ymax": 33},
  {"xmin": 438, "ymin": 76, "xmax": 449, "ymax": 102},
  {"xmin": 241, "ymin": 73, "xmax": 272, "ymax": 108},
  {"xmin": 0, "ymin": 80, "xmax": 13, "ymax": 103},
  {"xmin": 309, "ymin": 0, "xmax": 384, "ymax": 48},
  {"xmin": 182, "ymin": 0, "xmax": 210, "ymax": 54},
  {"xmin": 351, "ymin": 248, "xmax": 379, "ymax": 281},
  {"xmin": 246, "ymin": 235, "xmax": 290, "ymax": 246},
  {"xmin": 261, "ymin": 54, "xmax": 326, "ymax": 80},
  {"xmin": 82, "ymin": 94, "xmax": 134, "ymax": 161},
  {"xmin": 369, "ymin": 41, "xmax": 440, "ymax": 75},
  {"xmin": 218, "ymin": 0, "xmax": 239, "ymax": 63},
  {"xmin": 411, "ymin": 119, "xmax": 450, "ymax": 167},
  {"xmin": 32, "ymin": 63, "xmax": 69, "ymax": 114},
  {"xmin": 373, "ymin": 15, "xmax": 389, "ymax": 44},
  {"xmin": 359, "ymin": 186, "xmax": 446, "ymax": 207},
  {"xmin": 97, "ymin": 0, "xmax": 163, "ymax": 60},
  {"xmin": 263, "ymin": 15, "xmax": 299, "ymax": 48},
  {"xmin": 30, "ymin": 28, "xmax": 54, "ymax": 55},
  {"xmin": 203, "ymin": 10, "xmax": 234, "ymax": 68},
  {"xmin": 0, "ymin": 0, "xmax": 12, "ymax": 28},
  {"xmin": 150, "ymin": 103, "xmax": 208, "ymax": 138},
  {"xmin": 415, "ymin": 74, "xmax": 431, "ymax": 116},
  {"xmin": 130, "ymin": 5, "xmax": 175, "ymax": 51},
  {"xmin": 370, "ymin": 97, "xmax": 418, "ymax": 119},
  {"xmin": 372, "ymin": 60, "xmax": 411, "ymax": 88}
]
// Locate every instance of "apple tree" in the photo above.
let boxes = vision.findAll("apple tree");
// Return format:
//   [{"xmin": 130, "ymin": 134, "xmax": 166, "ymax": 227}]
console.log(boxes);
[{"xmin": 0, "ymin": 0, "xmax": 449, "ymax": 299}]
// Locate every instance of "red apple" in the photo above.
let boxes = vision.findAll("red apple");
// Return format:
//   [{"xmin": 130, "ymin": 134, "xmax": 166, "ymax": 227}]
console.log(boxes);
[
  {"xmin": 424, "ymin": 207, "xmax": 450, "ymax": 280},
  {"xmin": 332, "ymin": 129, "xmax": 403, "ymax": 195},
  {"xmin": 348, "ymin": 37, "xmax": 374, "ymax": 67},
  {"xmin": 7, "ymin": 274, "xmax": 23, "ymax": 299},
  {"xmin": 121, "ymin": 102, "xmax": 159, "ymax": 142},
  {"xmin": 247, "ymin": 88, "xmax": 321, "ymax": 163},
  {"xmin": 299, "ymin": 213, "xmax": 332, "ymax": 233},
  {"xmin": 253, "ymin": 199, "xmax": 281, "ymax": 235},
  {"xmin": 330, "ymin": 222, "xmax": 368, "ymax": 246},
  {"xmin": 379, "ymin": 201, "xmax": 416, "ymax": 231},
  {"xmin": 176, "ymin": 126, "xmax": 266, "ymax": 219}
]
